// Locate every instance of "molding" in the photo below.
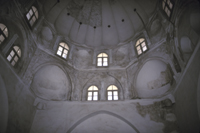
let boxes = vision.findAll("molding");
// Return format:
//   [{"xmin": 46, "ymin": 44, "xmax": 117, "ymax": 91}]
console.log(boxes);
[{"xmin": 2, "ymin": 34, "xmax": 19, "ymax": 55}]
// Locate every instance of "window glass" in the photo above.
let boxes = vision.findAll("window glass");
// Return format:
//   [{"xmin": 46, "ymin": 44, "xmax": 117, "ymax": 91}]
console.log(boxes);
[
  {"xmin": 162, "ymin": 0, "xmax": 173, "ymax": 18},
  {"xmin": 97, "ymin": 53, "xmax": 108, "ymax": 67},
  {"xmin": 26, "ymin": 6, "xmax": 39, "ymax": 26},
  {"xmin": 135, "ymin": 38, "xmax": 147, "ymax": 55},
  {"xmin": 56, "ymin": 42, "xmax": 69, "ymax": 59},
  {"xmin": 87, "ymin": 86, "xmax": 99, "ymax": 101},
  {"xmin": 107, "ymin": 85, "xmax": 118, "ymax": 101},
  {"xmin": 7, "ymin": 46, "xmax": 21, "ymax": 66},
  {"xmin": 0, "ymin": 23, "xmax": 8, "ymax": 45}
]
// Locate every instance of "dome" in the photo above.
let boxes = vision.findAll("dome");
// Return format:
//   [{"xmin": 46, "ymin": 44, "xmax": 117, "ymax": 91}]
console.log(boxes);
[
  {"xmin": 42, "ymin": 0, "xmax": 157, "ymax": 48},
  {"xmin": 31, "ymin": 65, "xmax": 71, "ymax": 101}
]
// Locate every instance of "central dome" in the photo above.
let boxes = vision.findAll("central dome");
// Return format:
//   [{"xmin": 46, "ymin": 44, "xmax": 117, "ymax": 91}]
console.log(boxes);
[{"xmin": 42, "ymin": 0, "xmax": 157, "ymax": 47}]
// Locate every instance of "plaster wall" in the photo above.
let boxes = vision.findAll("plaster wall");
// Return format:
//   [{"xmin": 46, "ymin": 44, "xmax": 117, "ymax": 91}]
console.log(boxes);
[
  {"xmin": 30, "ymin": 97, "xmax": 177, "ymax": 133},
  {"xmin": 0, "ymin": 55, "xmax": 36, "ymax": 133},
  {"xmin": 174, "ymin": 42, "xmax": 200, "ymax": 133}
]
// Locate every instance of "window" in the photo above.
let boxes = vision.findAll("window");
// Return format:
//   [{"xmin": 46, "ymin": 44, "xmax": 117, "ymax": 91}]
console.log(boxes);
[
  {"xmin": 0, "ymin": 23, "xmax": 8, "ymax": 45},
  {"xmin": 162, "ymin": 0, "xmax": 173, "ymax": 18},
  {"xmin": 7, "ymin": 46, "xmax": 21, "ymax": 66},
  {"xmin": 97, "ymin": 53, "xmax": 108, "ymax": 67},
  {"xmin": 135, "ymin": 38, "xmax": 147, "ymax": 55},
  {"xmin": 107, "ymin": 85, "xmax": 118, "ymax": 101},
  {"xmin": 87, "ymin": 86, "xmax": 99, "ymax": 101},
  {"xmin": 56, "ymin": 42, "xmax": 69, "ymax": 59},
  {"xmin": 26, "ymin": 6, "xmax": 39, "ymax": 26}
]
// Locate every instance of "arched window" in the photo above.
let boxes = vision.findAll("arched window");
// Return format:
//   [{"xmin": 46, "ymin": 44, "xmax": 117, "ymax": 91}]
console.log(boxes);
[
  {"xmin": 162, "ymin": 0, "xmax": 173, "ymax": 18},
  {"xmin": 26, "ymin": 6, "xmax": 39, "ymax": 26},
  {"xmin": 56, "ymin": 42, "xmax": 69, "ymax": 59},
  {"xmin": 97, "ymin": 53, "xmax": 108, "ymax": 67},
  {"xmin": 7, "ymin": 46, "xmax": 21, "ymax": 66},
  {"xmin": 135, "ymin": 38, "xmax": 147, "ymax": 55},
  {"xmin": 107, "ymin": 85, "xmax": 118, "ymax": 101},
  {"xmin": 0, "ymin": 23, "xmax": 8, "ymax": 45},
  {"xmin": 87, "ymin": 86, "xmax": 99, "ymax": 101}
]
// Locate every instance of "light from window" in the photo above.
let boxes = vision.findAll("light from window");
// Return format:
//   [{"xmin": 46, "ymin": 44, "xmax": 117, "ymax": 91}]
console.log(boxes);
[
  {"xmin": 135, "ymin": 38, "xmax": 147, "ymax": 55},
  {"xmin": 0, "ymin": 23, "xmax": 8, "ymax": 45},
  {"xmin": 87, "ymin": 86, "xmax": 99, "ymax": 101},
  {"xmin": 57, "ymin": 42, "xmax": 69, "ymax": 59},
  {"xmin": 107, "ymin": 85, "xmax": 118, "ymax": 101},
  {"xmin": 26, "ymin": 6, "xmax": 39, "ymax": 26},
  {"xmin": 97, "ymin": 53, "xmax": 108, "ymax": 67},
  {"xmin": 7, "ymin": 46, "xmax": 21, "ymax": 66},
  {"xmin": 162, "ymin": 0, "xmax": 173, "ymax": 17}
]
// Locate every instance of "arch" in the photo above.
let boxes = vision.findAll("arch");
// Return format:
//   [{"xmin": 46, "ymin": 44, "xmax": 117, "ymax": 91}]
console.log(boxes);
[
  {"xmin": 82, "ymin": 73, "xmax": 124, "ymax": 101},
  {"xmin": 134, "ymin": 59, "xmax": 173, "ymax": 98},
  {"xmin": 31, "ymin": 64, "xmax": 72, "ymax": 101},
  {"xmin": 0, "ymin": 75, "xmax": 9, "ymax": 133},
  {"xmin": 67, "ymin": 110, "xmax": 140, "ymax": 133}
]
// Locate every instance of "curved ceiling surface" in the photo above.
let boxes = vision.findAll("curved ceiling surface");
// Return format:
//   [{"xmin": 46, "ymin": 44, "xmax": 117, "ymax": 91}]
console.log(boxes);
[{"xmin": 42, "ymin": 0, "xmax": 158, "ymax": 48}]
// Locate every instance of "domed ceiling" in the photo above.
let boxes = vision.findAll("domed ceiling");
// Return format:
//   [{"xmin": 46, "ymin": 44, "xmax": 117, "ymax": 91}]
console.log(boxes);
[{"xmin": 42, "ymin": 0, "xmax": 158, "ymax": 48}]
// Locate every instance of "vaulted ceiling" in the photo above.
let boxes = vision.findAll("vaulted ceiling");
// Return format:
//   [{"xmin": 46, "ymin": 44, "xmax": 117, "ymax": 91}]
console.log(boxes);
[{"xmin": 41, "ymin": 0, "xmax": 158, "ymax": 47}]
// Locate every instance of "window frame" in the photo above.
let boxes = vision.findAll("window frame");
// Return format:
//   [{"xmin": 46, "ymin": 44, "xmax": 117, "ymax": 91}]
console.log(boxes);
[
  {"xmin": 56, "ymin": 42, "xmax": 70, "ymax": 60},
  {"xmin": 162, "ymin": 0, "xmax": 174, "ymax": 19},
  {"xmin": 0, "ymin": 23, "xmax": 8, "ymax": 45},
  {"xmin": 25, "ymin": 6, "xmax": 39, "ymax": 28},
  {"xmin": 107, "ymin": 85, "xmax": 119, "ymax": 101},
  {"xmin": 87, "ymin": 85, "xmax": 99, "ymax": 101},
  {"xmin": 96, "ymin": 53, "xmax": 109, "ymax": 67},
  {"xmin": 135, "ymin": 38, "xmax": 148, "ymax": 56},
  {"xmin": 6, "ymin": 45, "xmax": 21, "ymax": 67}
]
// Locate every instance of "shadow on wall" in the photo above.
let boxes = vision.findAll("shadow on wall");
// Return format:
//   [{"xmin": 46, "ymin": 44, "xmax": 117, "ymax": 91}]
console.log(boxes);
[{"xmin": 0, "ymin": 75, "xmax": 9, "ymax": 133}]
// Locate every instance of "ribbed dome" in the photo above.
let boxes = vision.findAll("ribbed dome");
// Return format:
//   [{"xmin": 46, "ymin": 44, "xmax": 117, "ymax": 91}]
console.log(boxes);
[{"xmin": 42, "ymin": 0, "xmax": 158, "ymax": 47}]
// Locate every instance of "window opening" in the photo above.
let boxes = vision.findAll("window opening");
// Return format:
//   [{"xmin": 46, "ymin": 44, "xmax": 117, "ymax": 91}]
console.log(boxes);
[
  {"xmin": 162, "ymin": 0, "xmax": 173, "ymax": 18},
  {"xmin": 87, "ymin": 86, "xmax": 99, "ymax": 101},
  {"xmin": 26, "ymin": 6, "xmax": 39, "ymax": 26},
  {"xmin": 7, "ymin": 46, "xmax": 21, "ymax": 66},
  {"xmin": 97, "ymin": 53, "xmax": 108, "ymax": 67},
  {"xmin": 0, "ymin": 23, "xmax": 8, "ymax": 45},
  {"xmin": 56, "ymin": 42, "xmax": 69, "ymax": 59},
  {"xmin": 107, "ymin": 85, "xmax": 118, "ymax": 101},
  {"xmin": 135, "ymin": 38, "xmax": 147, "ymax": 55}
]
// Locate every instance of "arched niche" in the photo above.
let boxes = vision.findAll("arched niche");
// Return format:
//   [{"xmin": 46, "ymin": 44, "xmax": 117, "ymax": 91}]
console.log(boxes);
[
  {"xmin": 0, "ymin": 75, "xmax": 9, "ymax": 133},
  {"xmin": 176, "ymin": 3, "xmax": 200, "ymax": 52},
  {"xmin": 180, "ymin": 36, "xmax": 193, "ymax": 53},
  {"xmin": 135, "ymin": 60, "xmax": 173, "ymax": 98},
  {"xmin": 67, "ymin": 111, "xmax": 139, "ymax": 133},
  {"xmin": 82, "ymin": 74, "xmax": 123, "ymax": 101},
  {"xmin": 31, "ymin": 65, "xmax": 71, "ymax": 101}
]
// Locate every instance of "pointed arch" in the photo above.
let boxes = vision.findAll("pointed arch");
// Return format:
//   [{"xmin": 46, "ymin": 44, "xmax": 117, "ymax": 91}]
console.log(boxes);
[{"xmin": 67, "ymin": 110, "xmax": 140, "ymax": 133}]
